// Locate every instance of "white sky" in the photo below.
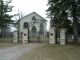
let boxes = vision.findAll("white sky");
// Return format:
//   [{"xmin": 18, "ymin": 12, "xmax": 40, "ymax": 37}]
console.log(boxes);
[
  {"xmin": 12, "ymin": 0, "xmax": 48, "ymax": 17},
  {"xmin": 8, "ymin": 0, "xmax": 50, "ymax": 31}
]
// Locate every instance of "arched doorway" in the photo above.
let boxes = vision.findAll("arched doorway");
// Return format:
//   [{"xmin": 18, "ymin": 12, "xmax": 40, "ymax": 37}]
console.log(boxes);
[
  {"xmin": 31, "ymin": 26, "xmax": 37, "ymax": 37},
  {"xmin": 31, "ymin": 26, "xmax": 37, "ymax": 42}
]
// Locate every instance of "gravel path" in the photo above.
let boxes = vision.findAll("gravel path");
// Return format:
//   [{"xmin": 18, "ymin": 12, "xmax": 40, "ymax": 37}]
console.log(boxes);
[{"xmin": 0, "ymin": 43, "xmax": 44, "ymax": 60}]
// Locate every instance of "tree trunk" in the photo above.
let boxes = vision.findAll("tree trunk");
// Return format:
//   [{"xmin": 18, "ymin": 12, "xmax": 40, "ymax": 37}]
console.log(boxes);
[
  {"xmin": 0, "ymin": 28, "xmax": 3, "ymax": 38},
  {"xmin": 55, "ymin": 26, "xmax": 57, "ymax": 44},
  {"xmin": 72, "ymin": 1, "xmax": 78, "ymax": 43}
]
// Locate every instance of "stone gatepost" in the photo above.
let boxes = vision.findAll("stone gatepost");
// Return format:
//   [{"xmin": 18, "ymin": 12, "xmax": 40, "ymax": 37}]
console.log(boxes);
[
  {"xmin": 13, "ymin": 31, "xmax": 18, "ymax": 43},
  {"xmin": 22, "ymin": 29, "xmax": 28, "ymax": 43},
  {"xmin": 49, "ymin": 27, "xmax": 56, "ymax": 44},
  {"xmin": 60, "ymin": 28, "xmax": 67, "ymax": 45}
]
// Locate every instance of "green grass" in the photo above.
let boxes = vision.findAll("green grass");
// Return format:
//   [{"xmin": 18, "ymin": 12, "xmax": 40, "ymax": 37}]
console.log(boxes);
[
  {"xmin": 0, "ymin": 38, "xmax": 13, "ymax": 43},
  {"xmin": 0, "ymin": 43, "xmax": 21, "ymax": 49},
  {"xmin": 20, "ymin": 44, "xmax": 80, "ymax": 60}
]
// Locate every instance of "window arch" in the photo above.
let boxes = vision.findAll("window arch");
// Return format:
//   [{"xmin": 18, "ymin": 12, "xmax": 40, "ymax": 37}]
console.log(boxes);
[
  {"xmin": 31, "ymin": 26, "xmax": 36, "ymax": 33},
  {"xmin": 32, "ymin": 16, "xmax": 36, "ymax": 21},
  {"xmin": 40, "ymin": 22, "xmax": 44, "ymax": 34}
]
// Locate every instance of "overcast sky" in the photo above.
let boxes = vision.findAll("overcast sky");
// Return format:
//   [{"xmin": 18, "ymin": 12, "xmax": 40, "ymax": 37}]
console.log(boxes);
[
  {"xmin": 9, "ymin": 0, "xmax": 50, "ymax": 31},
  {"xmin": 12, "ymin": 0, "xmax": 48, "ymax": 18}
]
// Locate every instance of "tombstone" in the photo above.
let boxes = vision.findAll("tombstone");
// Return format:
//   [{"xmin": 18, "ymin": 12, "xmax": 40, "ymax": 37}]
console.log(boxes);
[
  {"xmin": 60, "ymin": 28, "xmax": 67, "ymax": 45},
  {"xmin": 13, "ymin": 31, "xmax": 18, "ymax": 43},
  {"xmin": 49, "ymin": 27, "xmax": 56, "ymax": 44},
  {"xmin": 22, "ymin": 29, "xmax": 28, "ymax": 43}
]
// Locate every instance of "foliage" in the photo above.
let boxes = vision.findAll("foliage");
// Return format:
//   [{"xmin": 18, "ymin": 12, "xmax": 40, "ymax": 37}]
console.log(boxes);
[
  {"xmin": 0, "ymin": 0, "xmax": 13, "ymax": 28},
  {"xmin": 47, "ymin": 0, "xmax": 72, "ymax": 30},
  {"xmin": 47, "ymin": 0, "xmax": 80, "ymax": 42}
]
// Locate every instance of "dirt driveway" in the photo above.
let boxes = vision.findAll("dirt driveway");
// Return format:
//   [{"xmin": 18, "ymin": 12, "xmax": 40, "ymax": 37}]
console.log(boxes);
[{"xmin": 0, "ymin": 43, "xmax": 44, "ymax": 60}]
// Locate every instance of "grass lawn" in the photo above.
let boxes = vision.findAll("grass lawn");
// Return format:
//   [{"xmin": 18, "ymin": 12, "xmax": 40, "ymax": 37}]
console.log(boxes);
[
  {"xmin": 20, "ymin": 44, "xmax": 80, "ymax": 60},
  {"xmin": 0, "ymin": 43, "xmax": 21, "ymax": 49}
]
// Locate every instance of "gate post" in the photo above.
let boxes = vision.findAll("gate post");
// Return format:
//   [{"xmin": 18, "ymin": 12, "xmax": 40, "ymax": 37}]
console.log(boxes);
[
  {"xmin": 13, "ymin": 31, "xmax": 18, "ymax": 43},
  {"xmin": 49, "ymin": 27, "xmax": 56, "ymax": 44},
  {"xmin": 60, "ymin": 28, "xmax": 67, "ymax": 45},
  {"xmin": 22, "ymin": 29, "xmax": 28, "ymax": 43}
]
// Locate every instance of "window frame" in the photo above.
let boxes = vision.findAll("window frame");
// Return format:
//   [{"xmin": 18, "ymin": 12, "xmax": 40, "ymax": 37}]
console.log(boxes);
[{"xmin": 23, "ymin": 22, "xmax": 28, "ymax": 28}]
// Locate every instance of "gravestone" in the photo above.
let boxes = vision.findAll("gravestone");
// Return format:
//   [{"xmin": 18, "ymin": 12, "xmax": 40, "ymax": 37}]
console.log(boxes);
[
  {"xmin": 60, "ymin": 28, "xmax": 67, "ymax": 45},
  {"xmin": 49, "ymin": 27, "xmax": 56, "ymax": 44},
  {"xmin": 13, "ymin": 31, "xmax": 18, "ymax": 43}
]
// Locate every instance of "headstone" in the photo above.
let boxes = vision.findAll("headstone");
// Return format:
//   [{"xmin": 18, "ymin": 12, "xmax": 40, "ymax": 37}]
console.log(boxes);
[
  {"xmin": 60, "ymin": 28, "xmax": 67, "ymax": 45},
  {"xmin": 22, "ymin": 29, "xmax": 28, "ymax": 43},
  {"xmin": 13, "ymin": 31, "xmax": 18, "ymax": 43},
  {"xmin": 49, "ymin": 27, "xmax": 56, "ymax": 44}
]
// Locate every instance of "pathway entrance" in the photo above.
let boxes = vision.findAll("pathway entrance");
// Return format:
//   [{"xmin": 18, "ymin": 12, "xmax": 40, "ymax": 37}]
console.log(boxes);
[{"xmin": 0, "ymin": 43, "xmax": 44, "ymax": 60}]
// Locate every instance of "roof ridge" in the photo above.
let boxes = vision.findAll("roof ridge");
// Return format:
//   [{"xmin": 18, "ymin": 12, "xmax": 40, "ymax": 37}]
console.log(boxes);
[{"xmin": 17, "ymin": 12, "xmax": 47, "ymax": 22}]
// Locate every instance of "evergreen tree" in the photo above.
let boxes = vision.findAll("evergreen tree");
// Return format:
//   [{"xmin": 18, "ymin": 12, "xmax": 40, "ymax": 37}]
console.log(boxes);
[
  {"xmin": 0, "ymin": 0, "xmax": 13, "ymax": 37},
  {"xmin": 47, "ymin": 0, "xmax": 80, "ymax": 43}
]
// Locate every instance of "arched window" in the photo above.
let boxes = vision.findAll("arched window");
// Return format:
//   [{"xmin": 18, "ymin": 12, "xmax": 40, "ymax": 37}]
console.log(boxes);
[
  {"xmin": 40, "ymin": 22, "xmax": 44, "ymax": 34},
  {"xmin": 23, "ymin": 22, "xmax": 28, "ymax": 28},
  {"xmin": 32, "ymin": 16, "xmax": 36, "ymax": 21},
  {"xmin": 32, "ymin": 26, "xmax": 36, "ymax": 33}
]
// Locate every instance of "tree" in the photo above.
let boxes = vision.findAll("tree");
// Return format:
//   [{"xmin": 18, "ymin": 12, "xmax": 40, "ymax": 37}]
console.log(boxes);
[
  {"xmin": 47, "ymin": 0, "xmax": 80, "ymax": 43},
  {"xmin": 0, "ymin": 0, "xmax": 13, "ymax": 37}
]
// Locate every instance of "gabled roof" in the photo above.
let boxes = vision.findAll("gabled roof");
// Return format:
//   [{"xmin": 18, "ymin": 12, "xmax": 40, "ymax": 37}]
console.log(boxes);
[{"xmin": 17, "ymin": 12, "xmax": 47, "ymax": 22}]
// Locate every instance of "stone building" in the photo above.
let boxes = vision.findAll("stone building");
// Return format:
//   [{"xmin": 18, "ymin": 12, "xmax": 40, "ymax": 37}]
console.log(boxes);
[{"xmin": 17, "ymin": 12, "xmax": 47, "ymax": 43}]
